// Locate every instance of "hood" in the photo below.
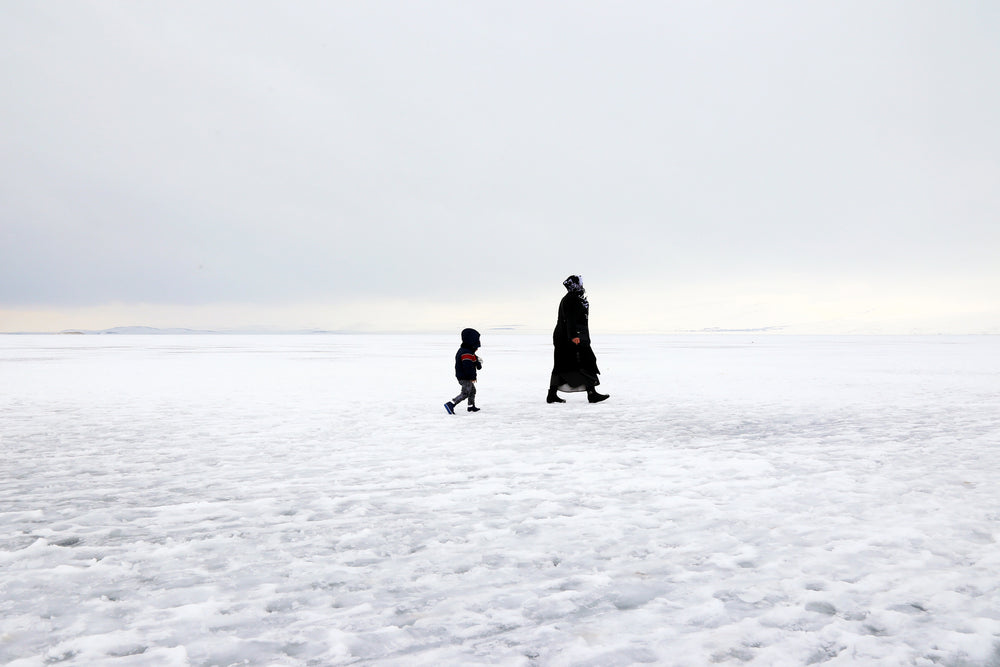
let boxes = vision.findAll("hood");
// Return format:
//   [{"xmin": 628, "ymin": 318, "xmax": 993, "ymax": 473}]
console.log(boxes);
[
  {"xmin": 460, "ymin": 328, "xmax": 481, "ymax": 350},
  {"xmin": 563, "ymin": 274, "xmax": 584, "ymax": 294}
]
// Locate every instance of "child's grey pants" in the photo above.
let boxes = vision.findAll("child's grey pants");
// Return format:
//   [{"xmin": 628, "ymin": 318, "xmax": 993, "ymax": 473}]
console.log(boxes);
[{"xmin": 452, "ymin": 380, "xmax": 476, "ymax": 407}]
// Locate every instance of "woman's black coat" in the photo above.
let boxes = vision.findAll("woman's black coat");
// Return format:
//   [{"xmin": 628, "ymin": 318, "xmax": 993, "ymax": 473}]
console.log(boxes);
[{"xmin": 551, "ymin": 292, "xmax": 601, "ymax": 388}]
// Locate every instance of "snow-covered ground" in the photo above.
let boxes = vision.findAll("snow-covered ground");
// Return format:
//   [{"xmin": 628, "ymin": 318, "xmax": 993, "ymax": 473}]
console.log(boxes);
[{"xmin": 1, "ymin": 333, "xmax": 999, "ymax": 666}]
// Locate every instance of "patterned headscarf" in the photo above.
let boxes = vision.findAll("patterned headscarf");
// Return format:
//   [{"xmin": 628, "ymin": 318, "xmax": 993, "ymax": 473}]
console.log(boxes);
[{"xmin": 563, "ymin": 275, "xmax": 589, "ymax": 310}]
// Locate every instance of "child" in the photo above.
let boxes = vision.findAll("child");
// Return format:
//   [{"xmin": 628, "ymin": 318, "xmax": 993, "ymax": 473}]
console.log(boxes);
[{"xmin": 445, "ymin": 328, "xmax": 482, "ymax": 414}]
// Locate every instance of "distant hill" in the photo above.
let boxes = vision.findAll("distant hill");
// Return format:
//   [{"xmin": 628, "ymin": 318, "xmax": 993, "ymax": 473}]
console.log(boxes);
[
  {"xmin": 54, "ymin": 326, "xmax": 349, "ymax": 335},
  {"xmin": 59, "ymin": 326, "xmax": 219, "ymax": 335}
]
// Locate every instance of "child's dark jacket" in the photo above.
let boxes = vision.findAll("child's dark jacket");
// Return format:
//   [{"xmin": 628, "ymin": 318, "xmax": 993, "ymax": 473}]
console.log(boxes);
[{"xmin": 455, "ymin": 328, "xmax": 482, "ymax": 381}]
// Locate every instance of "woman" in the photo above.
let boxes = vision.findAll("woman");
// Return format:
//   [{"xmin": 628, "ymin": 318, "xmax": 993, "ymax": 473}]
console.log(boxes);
[{"xmin": 547, "ymin": 275, "xmax": 610, "ymax": 404}]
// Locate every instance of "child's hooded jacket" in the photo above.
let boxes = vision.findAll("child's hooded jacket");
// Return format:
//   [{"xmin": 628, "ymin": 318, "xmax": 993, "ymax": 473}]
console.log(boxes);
[{"xmin": 455, "ymin": 328, "xmax": 482, "ymax": 381}]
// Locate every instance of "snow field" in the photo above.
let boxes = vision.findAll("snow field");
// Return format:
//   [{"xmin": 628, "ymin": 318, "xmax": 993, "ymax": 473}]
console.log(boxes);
[{"xmin": 1, "ymin": 334, "xmax": 999, "ymax": 666}]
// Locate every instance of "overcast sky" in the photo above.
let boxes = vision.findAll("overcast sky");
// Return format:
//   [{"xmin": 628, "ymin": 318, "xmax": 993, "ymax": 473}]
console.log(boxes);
[{"xmin": 2, "ymin": 1, "xmax": 998, "ymax": 333}]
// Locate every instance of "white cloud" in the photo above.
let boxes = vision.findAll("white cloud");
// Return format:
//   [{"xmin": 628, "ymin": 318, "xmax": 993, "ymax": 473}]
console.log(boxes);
[{"xmin": 1, "ymin": 2, "xmax": 998, "ymax": 332}]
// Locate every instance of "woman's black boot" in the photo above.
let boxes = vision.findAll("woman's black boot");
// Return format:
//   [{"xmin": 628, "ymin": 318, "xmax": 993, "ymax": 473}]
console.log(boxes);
[
  {"xmin": 547, "ymin": 373, "xmax": 566, "ymax": 403},
  {"xmin": 587, "ymin": 386, "xmax": 609, "ymax": 403}
]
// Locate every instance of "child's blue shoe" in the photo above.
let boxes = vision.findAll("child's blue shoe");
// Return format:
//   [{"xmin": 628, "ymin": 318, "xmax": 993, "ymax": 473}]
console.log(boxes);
[{"xmin": 444, "ymin": 402, "xmax": 456, "ymax": 414}]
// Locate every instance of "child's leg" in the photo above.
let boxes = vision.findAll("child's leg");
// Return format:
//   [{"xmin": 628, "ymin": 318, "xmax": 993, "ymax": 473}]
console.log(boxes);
[
  {"xmin": 467, "ymin": 382, "xmax": 477, "ymax": 408},
  {"xmin": 451, "ymin": 381, "xmax": 473, "ymax": 405}
]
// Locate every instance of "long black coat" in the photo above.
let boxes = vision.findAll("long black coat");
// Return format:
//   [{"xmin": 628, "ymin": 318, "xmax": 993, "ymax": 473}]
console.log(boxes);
[{"xmin": 551, "ymin": 292, "xmax": 600, "ymax": 388}]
